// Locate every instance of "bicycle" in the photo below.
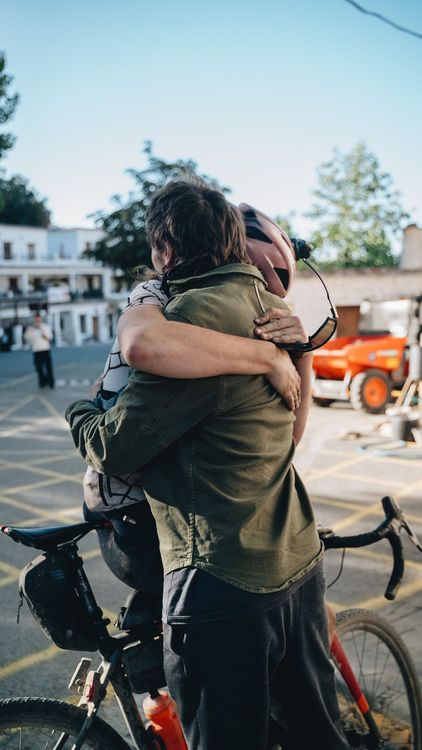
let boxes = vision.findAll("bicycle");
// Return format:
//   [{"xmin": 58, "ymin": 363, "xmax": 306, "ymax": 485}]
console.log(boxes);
[
  {"xmin": 321, "ymin": 495, "xmax": 422, "ymax": 750},
  {"xmin": 0, "ymin": 495, "xmax": 421, "ymax": 749}
]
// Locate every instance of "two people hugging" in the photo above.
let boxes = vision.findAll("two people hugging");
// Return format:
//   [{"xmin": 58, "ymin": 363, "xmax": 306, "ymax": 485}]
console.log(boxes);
[{"xmin": 66, "ymin": 179, "xmax": 349, "ymax": 750}]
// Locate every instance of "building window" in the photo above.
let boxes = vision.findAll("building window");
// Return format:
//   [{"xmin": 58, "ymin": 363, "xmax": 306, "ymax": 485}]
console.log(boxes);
[
  {"xmin": 85, "ymin": 242, "xmax": 91, "ymax": 252},
  {"xmin": 59, "ymin": 243, "xmax": 65, "ymax": 258},
  {"xmin": 27, "ymin": 243, "xmax": 36, "ymax": 260},
  {"xmin": 3, "ymin": 242, "xmax": 12, "ymax": 260},
  {"xmin": 8, "ymin": 277, "xmax": 21, "ymax": 295},
  {"xmin": 80, "ymin": 314, "xmax": 87, "ymax": 334}
]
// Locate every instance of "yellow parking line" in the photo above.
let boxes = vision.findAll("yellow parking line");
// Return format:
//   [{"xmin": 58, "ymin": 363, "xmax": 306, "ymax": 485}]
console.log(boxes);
[
  {"xmin": 350, "ymin": 576, "xmax": 422, "ymax": 612},
  {"xmin": 3, "ymin": 471, "xmax": 82, "ymax": 496},
  {"xmin": 305, "ymin": 455, "xmax": 365, "ymax": 481},
  {"xmin": 83, "ymin": 549, "xmax": 102, "ymax": 561},
  {"xmin": 0, "ymin": 477, "xmax": 67, "ymax": 496},
  {"xmin": 0, "ymin": 575, "xmax": 21, "ymax": 588},
  {"xmin": 327, "ymin": 470, "xmax": 403, "ymax": 489},
  {"xmin": 318, "ymin": 445, "xmax": 422, "ymax": 468},
  {"xmin": 394, "ymin": 475, "xmax": 422, "ymax": 501},
  {"xmin": 0, "ymin": 491, "xmax": 77, "ymax": 519},
  {"xmin": 0, "ymin": 450, "xmax": 67, "ymax": 455},
  {"xmin": 28, "ymin": 451, "xmax": 78, "ymax": 467},
  {"xmin": 0, "ymin": 646, "xmax": 61, "ymax": 681},
  {"xmin": 0, "ymin": 606, "xmax": 118, "ymax": 681},
  {"xmin": 0, "ymin": 395, "xmax": 36, "ymax": 422},
  {"xmin": 0, "ymin": 459, "xmax": 82, "ymax": 486},
  {"xmin": 346, "ymin": 545, "xmax": 422, "ymax": 570},
  {"xmin": 15, "ymin": 507, "xmax": 83, "ymax": 526},
  {"xmin": 0, "ymin": 561, "xmax": 21, "ymax": 576},
  {"xmin": 0, "ymin": 361, "xmax": 79, "ymax": 394},
  {"xmin": 312, "ymin": 495, "xmax": 370, "ymax": 512},
  {"xmin": 0, "ymin": 456, "xmax": 83, "ymax": 482},
  {"xmin": 0, "ymin": 548, "xmax": 101, "ymax": 590},
  {"xmin": 325, "ymin": 600, "xmax": 344, "ymax": 613},
  {"xmin": 38, "ymin": 394, "xmax": 68, "ymax": 428},
  {"xmin": 0, "ymin": 418, "xmax": 67, "ymax": 438},
  {"xmin": 0, "ymin": 373, "xmax": 34, "ymax": 392},
  {"xmin": 313, "ymin": 494, "xmax": 422, "ymax": 526},
  {"xmin": 331, "ymin": 502, "xmax": 381, "ymax": 532},
  {"xmin": 0, "ymin": 451, "xmax": 77, "ymax": 469}
]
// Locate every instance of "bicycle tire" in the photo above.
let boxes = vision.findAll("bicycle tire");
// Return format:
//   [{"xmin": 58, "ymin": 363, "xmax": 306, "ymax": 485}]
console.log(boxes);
[
  {"xmin": 0, "ymin": 697, "xmax": 132, "ymax": 750},
  {"xmin": 335, "ymin": 608, "xmax": 422, "ymax": 750}
]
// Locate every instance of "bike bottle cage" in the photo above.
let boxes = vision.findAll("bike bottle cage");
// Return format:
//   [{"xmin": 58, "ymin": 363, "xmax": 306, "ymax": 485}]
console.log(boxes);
[{"xmin": 0, "ymin": 520, "xmax": 111, "ymax": 551}]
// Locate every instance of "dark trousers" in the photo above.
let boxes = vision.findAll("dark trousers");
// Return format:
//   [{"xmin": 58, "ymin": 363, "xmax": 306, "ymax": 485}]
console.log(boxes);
[
  {"xmin": 83, "ymin": 502, "xmax": 163, "ymax": 596},
  {"xmin": 163, "ymin": 568, "xmax": 350, "ymax": 750},
  {"xmin": 33, "ymin": 350, "xmax": 54, "ymax": 388}
]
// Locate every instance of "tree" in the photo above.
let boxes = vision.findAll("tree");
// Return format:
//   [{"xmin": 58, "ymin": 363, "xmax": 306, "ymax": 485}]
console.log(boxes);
[
  {"xmin": 0, "ymin": 53, "xmax": 50, "ymax": 227},
  {"xmin": 0, "ymin": 51, "xmax": 19, "ymax": 162},
  {"xmin": 0, "ymin": 174, "xmax": 50, "ymax": 227},
  {"xmin": 275, "ymin": 213, "xmax": 297, "ymax": 238},
  {"xmin": 306, "ymin": 142, "xmax": 409, "ymax": 267},
  {"xmin": 88, "ymin": 142, "xmax": 229, "ymax": 279}
]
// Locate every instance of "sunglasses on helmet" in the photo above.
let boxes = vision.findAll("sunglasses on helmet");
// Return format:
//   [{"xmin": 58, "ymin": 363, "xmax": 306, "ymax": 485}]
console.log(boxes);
[{"xmin": 280, "ymin": 256, "xmax": 338, "ymax": 352}]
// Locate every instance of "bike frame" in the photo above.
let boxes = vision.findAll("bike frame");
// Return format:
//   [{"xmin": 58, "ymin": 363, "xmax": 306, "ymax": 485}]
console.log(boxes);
[
  {"xmin": 3, "ymin": 494, "xmax": 421, "ymax": 750},
  {"xmin": 330, "ymin": 633, "xmax": 383, "ymax": 747},
  {"xmin": 69, "ymin": 544, "xmax": 384, "ymax": 750}
]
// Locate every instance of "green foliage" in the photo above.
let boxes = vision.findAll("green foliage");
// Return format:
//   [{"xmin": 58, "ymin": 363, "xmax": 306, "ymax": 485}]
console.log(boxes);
[
  {"xmin": 275, "ymin": 212, "xmax": 296, "ymax": 238},
  {"xmin": 307, "ymin": 142, "xmax": 409, "ymax": 268},
  {"xmin": 0, "ymin": 52, "xmax": 19, "ymax": 161},
  {"xmin": 88, "ymin": 142, "xmax": 230, "ymax": 279},
  {"xmin": 0, "ymin": 174, "xmax": 51, "ymax": 227}
]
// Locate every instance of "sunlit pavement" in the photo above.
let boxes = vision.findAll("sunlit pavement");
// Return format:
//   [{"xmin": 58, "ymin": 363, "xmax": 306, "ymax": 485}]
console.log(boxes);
[{"xmin": 0, "ymin": 345, "xmax": 421, "ymax": 730}]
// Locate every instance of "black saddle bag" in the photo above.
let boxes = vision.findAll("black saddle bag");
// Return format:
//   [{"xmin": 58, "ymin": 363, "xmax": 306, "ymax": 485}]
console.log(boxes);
[{"xmin": 19, "ymin": 550, "xmax": 99, "ymax": 651}]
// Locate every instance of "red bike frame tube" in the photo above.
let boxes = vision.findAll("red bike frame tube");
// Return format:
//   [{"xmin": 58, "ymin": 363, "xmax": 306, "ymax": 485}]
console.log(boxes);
[{"xmin": 331, "ymin": 633, "xmax": 382, "ymax": 740}]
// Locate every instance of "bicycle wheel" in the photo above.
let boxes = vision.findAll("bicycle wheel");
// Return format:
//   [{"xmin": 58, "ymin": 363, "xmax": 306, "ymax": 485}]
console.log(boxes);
[
  {"xmin": 0, "ymin": 697, "xmax": 132, "ymax": 750},
  {"xmin": 335, "ymin": 608, "xmax": 422, "ymax": 750}
]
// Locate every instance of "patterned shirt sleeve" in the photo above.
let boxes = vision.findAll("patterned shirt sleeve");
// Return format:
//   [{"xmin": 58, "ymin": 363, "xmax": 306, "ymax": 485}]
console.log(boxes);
[
  {"xmin": 97, "ymin": 280, "xmax": 169, "ymax": 408},
  {"xmin": 125, "ymin": 279, "xmax": 168, "ymax": 311}
]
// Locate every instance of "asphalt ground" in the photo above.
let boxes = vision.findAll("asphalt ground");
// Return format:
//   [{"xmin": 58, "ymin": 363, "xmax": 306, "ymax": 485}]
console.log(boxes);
[{"xmin": 0, "ymin": 345, "xmax": 421, "ymax": 742}]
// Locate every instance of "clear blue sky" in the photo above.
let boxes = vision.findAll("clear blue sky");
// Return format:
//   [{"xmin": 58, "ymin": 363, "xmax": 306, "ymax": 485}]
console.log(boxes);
[{"xmin": 2, "ymin": 0, "xmax": 422, "ymax": 235}]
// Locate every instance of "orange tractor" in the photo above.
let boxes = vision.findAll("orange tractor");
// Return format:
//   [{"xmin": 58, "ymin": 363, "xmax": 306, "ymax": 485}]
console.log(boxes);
[{"xmin": 312, "ymin": 298, "xmax": 420, "ymax": 413}]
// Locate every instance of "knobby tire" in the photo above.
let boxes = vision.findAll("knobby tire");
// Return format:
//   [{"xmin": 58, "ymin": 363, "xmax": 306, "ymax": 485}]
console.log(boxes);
[
  {"xmin": 336, "ymin": 608, "xmax": 422, "ymax": 750},
  {"xmin": 0, "ymin": 697, "xmax": 132, "ymax": 750}
]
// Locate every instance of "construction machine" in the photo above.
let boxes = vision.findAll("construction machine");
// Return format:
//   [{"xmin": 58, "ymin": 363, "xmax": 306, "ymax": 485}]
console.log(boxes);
[{"xmin": 312, "ymin": 297, "xmax": 422, "ymax": 413}]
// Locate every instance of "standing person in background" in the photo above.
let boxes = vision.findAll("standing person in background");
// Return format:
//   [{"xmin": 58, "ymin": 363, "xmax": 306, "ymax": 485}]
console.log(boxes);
[{"xmin": 24, "ymin": 313, "xmax": 55, "ymax": 389}]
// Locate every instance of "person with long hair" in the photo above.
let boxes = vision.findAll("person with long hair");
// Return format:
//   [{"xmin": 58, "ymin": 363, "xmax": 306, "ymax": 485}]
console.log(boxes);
[{"xmin": 67, "ymin": 181, "xmax": 348, "ymax": 750}]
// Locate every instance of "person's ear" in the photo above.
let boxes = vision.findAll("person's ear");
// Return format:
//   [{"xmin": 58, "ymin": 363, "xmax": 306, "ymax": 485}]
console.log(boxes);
[{"xmin": 163, "ymin": 245, "xmax": 174, "ymax": 267}]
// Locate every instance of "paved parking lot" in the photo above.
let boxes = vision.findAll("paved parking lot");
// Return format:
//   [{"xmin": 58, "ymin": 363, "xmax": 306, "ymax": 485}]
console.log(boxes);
[{"xmin": 0, "ymin": 345, "xmax": 421, "ymax": 736}]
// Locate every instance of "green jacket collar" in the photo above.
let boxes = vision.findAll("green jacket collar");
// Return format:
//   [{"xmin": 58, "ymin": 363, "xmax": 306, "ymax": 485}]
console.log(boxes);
[{"xmin": 168, "ymin": 263, "xmax": 268, "ymax": 296}]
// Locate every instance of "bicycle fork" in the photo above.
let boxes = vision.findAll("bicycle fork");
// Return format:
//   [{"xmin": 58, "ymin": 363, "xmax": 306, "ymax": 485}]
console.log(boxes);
[{"xmin": 331, "ymin": 633, "xmax": 384, "ymax": 749}]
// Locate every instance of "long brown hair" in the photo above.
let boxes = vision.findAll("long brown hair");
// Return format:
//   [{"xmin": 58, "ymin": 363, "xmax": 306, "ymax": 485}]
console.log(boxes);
[{"xmin": 146, "ymin": 179, "xmax": 249, "ymax": 281}]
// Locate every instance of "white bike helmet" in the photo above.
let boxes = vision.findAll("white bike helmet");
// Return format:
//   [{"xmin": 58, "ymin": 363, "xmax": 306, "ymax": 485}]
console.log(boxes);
[{"xmin": 239, "ymin": 203, "xmax": 296, "ymax": 298}]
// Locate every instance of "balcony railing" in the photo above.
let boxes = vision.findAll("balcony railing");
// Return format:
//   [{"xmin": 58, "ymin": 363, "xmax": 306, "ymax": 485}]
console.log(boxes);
[{"xmin": 70, "ymin": 289, "xmax": 104, "ymax": 301}]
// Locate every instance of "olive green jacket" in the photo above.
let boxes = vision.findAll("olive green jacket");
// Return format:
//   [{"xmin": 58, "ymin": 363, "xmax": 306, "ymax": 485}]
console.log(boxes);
[{"xmin": 66, "ymin": 264, "xmax": 321, "ymax": 592}]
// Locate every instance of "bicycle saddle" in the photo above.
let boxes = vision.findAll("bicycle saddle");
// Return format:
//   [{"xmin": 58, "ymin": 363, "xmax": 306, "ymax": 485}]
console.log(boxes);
[{"xmin": 0, "ymin": 520, "xmax": 110, "ymax": 551}]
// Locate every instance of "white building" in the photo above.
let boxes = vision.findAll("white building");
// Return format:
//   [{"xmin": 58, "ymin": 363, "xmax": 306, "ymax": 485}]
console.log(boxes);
[
  {"xmin": 0, "ymin": 224, "xmax": 132, "ymax": 348},
  {"xmin": 2, "ymin": 220, "xmax": 422, "ymax": 350}
]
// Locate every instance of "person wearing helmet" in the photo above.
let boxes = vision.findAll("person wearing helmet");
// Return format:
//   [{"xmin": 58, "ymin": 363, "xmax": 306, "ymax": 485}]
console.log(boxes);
[
  {"xmin": 114, "ymin": 201, "xmax": 313, "ymax": 446},
  {"xmin": 79, "ymin": 203, "xmax": 310, "ymax": 594},
  {"xmin": 67, "ymin": 180, "xmax": 348, "ymax": 750}
]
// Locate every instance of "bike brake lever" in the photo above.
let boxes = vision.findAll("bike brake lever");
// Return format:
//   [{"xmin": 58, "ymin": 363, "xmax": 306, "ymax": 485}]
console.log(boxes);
[
  {"xmin": 382, "ymin": 496, "xmax": 422, "ymax": 553},
  {"xmin": 401, "ymin": 518, "xmax": 422, "ymax": 553}
]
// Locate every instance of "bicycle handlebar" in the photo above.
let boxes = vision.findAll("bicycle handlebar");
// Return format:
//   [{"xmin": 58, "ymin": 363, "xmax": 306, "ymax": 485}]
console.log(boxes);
[
  {"xmin": 321, "ymin": 496, "xmax": 422, "ymax": 600},
  {"xmin": 2, "ymin": 497, "xmax": 421, "ymax": 601}
]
